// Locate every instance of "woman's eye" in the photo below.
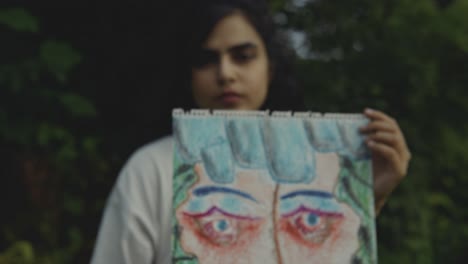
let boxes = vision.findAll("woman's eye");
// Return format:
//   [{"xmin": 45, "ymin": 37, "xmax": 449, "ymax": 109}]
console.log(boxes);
[{"xmin": 232, "ymin": 51, "xmax": 255, "ymax": 63}]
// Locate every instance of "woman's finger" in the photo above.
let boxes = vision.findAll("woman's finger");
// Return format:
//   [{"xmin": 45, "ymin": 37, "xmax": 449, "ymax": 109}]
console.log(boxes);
[
  {"xmin": 367, "ymin": 131, "xmax": 399, "ymax": 147},
  {"xmin": 367, "ymin": 140, "xmax": 402, "ymax": 173},
  {"xmin": 368, "ymin": 129, "xmax": 410, "ymax": 155},
  {"xmin": 360, "ymin": 120, "xmax": 396, "ymax": 133},
  {"xmin": 363, "ymin": 108, "xmax": 397, "ymax": 125}
]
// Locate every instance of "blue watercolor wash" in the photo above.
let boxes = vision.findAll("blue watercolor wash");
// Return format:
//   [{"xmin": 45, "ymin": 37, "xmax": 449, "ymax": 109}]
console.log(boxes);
[
  {"xmin": 185, "ymin": 194, "xmax": 254, "ymax": 216},
  {"xmin": 279, "ymin": 195, "xmax": 341, "ymax": 214},
  {"xmin": 225, "ymin": 118, "xmax": 266, "ymax": 169},
  {"xmin": 303, "ymin": 119, "xmax": 344, "ymax": 152},
  {"xmin": 337, "ymin": 119, "xmax": 370, "ymax": 159},
  {"xmin": 201, "ymin": 141, "xmax": 234, "ymax": 184},
  {"xmin": 186, "ymin": 198, "xmax": 208, "ymax": 213},
  {"xmin": 219, "ymin": 196, "xmax": 242, "ymax": 213},
  {"xmin": 173, "ymin": 116, "xmax": 227, "ymax": 164},
  {"xmin": 194, "ymin": 186, "xmax": 257, "ymax": 202},
  {"xmin": 261, "ymin": 117, "xmax": 316, "ymax": 184}
]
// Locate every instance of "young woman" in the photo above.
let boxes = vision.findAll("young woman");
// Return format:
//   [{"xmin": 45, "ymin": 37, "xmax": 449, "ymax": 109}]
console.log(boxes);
[{"xmin": 91, "ymin": 0, "xmax": 411, "ymax": 263}]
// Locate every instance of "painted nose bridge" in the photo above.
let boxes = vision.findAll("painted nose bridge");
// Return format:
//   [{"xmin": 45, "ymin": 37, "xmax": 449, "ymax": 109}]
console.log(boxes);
[
  {"xmin": 272, "ymin": 183, "xmax": 284, "ymax": 264},
  {"xmin": 217, "ymin": 54, "xmax": 235, "ymax": 85}
]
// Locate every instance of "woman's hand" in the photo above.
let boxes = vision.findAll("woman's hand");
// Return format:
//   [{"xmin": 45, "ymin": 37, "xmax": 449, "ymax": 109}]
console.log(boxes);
[{"xmin": 360, "ymin": 108, "xmax": 411, "ymax": 215}]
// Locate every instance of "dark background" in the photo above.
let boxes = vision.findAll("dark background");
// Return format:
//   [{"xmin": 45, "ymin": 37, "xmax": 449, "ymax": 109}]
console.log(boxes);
[{"xmin": 1, "ymin": 0, "xmax": 467, "ymax": 263}]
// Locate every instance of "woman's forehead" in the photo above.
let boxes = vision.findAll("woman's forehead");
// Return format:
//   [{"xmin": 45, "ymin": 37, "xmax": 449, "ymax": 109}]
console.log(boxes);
[{"xmin": 203, "ymin": 12, "xmax": 265, "ymax": 52}]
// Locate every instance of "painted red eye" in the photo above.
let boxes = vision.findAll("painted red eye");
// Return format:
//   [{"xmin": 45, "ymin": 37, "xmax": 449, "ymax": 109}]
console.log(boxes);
[
  {"xmin": 296, "ymin": 212, "xmax": 321, "ymax": 233},
  {"xmin": 281, "ymin": 207, "xmax": 344, "ymax": 247},
  {"xmin": 182, "ymin": 207, "xmax": 264, "ymax": 247},
  {"xmin": 199, "ymin": 218, "xmax": 238, "ymax": 246}
]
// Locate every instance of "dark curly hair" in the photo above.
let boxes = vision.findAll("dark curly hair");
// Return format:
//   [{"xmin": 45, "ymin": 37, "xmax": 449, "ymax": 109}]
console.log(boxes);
[{"xmin": 172, "ymin": 0, "xmax": 305, "ymax": 111}]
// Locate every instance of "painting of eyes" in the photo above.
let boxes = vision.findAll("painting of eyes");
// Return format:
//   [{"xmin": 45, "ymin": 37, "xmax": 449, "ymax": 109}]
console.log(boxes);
[
  {"xmin": 173, "ymin": 112, "xmax": 375, "ymax": 263},
  {"xmin": 182, "ymin": 207, "xmax": 263, "ymax": 247},
  {"xmin": 198, "ymin": 217, "xmax": 238, "ymax": 245},
  {"xmin": 280, "ymin": 206, "xmax": 344, "ymax": 247}
]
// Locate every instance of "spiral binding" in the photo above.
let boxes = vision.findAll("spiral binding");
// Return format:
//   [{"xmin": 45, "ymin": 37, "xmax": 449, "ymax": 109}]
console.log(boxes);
[
  {"xmin": 213, "ymin": 110, "xmax": 269, "ymax": 117},
  {"xmin": 172, "ymin": 108, "xmax": 367, "ymax": 120}
]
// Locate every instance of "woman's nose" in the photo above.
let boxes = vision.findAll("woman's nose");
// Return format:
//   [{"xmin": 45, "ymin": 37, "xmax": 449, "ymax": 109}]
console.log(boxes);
[{"xmin": 217, "ymin": 55, "xmax": 236, "ymax": 86}]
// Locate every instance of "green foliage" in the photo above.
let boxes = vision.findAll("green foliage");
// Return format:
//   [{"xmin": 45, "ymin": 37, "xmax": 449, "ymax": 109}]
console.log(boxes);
[
  {"xmin": 58, "ymin": 93, "xmax": 97, "ymax": 118},
  {"xmin": 0, "ymin": 8, "xmax": 38, "ymax": 33},
  {"xmin": 40, "ymin": 41, "xmax": 82, "ymax": 83},
  {"xmin": 0, "ymin": 241, "xmax": 34, "ymax": 264},
  {"xmin": 0, "ymin": 7, "xmax": 106, "ymax": 264}
]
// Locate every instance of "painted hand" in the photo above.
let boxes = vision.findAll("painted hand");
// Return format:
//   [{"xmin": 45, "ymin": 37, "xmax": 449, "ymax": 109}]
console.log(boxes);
[{"xmin": 360, "ymin": 108, "xmax": 411, "ymax": 215}]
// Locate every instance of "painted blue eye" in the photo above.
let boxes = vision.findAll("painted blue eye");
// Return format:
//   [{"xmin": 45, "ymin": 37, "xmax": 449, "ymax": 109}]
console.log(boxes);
[
  {"xmin": 215, "ymin": 219, "xmax": 229, "ymax": 232},
  {"xmin": 306, "ymin": 213, "xmax": 319, "ymax": 226}
]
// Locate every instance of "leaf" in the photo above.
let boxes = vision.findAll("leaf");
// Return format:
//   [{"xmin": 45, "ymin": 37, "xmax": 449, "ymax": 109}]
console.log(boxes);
[
  {"xmin": 67, "ymin": 227, "xmax": 83, "ymax": 253},
  {"xmin": 428, "ymin": 192, "xmax": 455, "ymax": 211},
  {"xmin": 39, "ymin": 40, "xmax": 81, "ymax": 82},
  {"xmin": 0, "ymin": 109, "xmax": 6, "ymax": 137},
  {"xmin": 0, "ymin": 8, "xmax": 39, "ymax": 33},
  {"xmin": 0, "ymin": 241, "xmax": 35, "ymax": 264},
  {"xmin": 58, "ymin": 93, "xmax": 97, "ymax": 118},
  {"xmin": 63, "ymin": 195, "xmax": 83, "ymax": 216},
  {"xmin": 82, "ymin": 137, "xmax": 99, "ymax": 155},
  {"xmin": 37, "ymin": 123, "xmax": 70, "ymax": 146}
]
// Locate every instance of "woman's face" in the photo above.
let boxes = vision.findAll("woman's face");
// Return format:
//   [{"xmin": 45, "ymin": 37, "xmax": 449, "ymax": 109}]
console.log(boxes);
[{"xmin": 191, "ymin": 12, "xmax": 270, "ymax": 110}]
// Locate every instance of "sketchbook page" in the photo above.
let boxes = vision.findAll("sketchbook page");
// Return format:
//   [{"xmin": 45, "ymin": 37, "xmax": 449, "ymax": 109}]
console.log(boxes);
[{"xmin": 172, "ymin": 109, "xmax": 377, "ymax": 264}]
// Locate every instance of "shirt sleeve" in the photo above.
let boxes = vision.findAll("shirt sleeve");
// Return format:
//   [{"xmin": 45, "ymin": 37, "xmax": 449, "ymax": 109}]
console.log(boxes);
[
  {"xmin": 90, "ymin": 190, "xmax": 154, "ymax": 264},
  {"xmin": 90, "ymin": 137, "xmax": 173, "ymax": 264}
]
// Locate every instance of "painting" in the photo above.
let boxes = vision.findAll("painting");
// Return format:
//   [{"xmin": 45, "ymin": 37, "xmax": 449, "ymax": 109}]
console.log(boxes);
[{"xmin": 172, "ymin": 109, "xmax": 377, "ymax": 264}]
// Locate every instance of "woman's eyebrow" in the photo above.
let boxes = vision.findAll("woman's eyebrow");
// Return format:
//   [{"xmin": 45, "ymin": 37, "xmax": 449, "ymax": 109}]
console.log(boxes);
[
  {"xmin": 197, "ymin": 48, "xmax": 218, "ymax": 57},
  {"xmin": 193, "ymin": 186, "xmax": 258, "ymax": 202},
  {"xmin": 280, "ymin": 190, "xmax": 334, "ymax": 200},
  {"xmin": 202, "ymin": 42, "xmax": 257, "ymax": 55},
  {"xmin": 228, "ymin": 42, "xmax": 257, "ymax": 53}
]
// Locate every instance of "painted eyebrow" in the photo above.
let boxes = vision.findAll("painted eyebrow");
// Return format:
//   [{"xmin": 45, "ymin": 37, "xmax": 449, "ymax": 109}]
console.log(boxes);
[
  {"xmin": 280, "ymin": 190, "xmax": 334, "ymax": 200},
  {"xmin": 193, "ymin": 186, "xmax": 258, "ymax": 202}
]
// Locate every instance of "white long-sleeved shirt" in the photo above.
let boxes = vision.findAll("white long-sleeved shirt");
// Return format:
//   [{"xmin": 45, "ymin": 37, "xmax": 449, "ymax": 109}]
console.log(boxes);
[{"xmin": 91, "ymin": 136, "xmax": 173, "ymax": 264}]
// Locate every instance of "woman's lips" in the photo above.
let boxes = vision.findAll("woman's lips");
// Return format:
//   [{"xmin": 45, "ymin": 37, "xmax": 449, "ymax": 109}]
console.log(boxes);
[{"xmin": 217, "ymin": 91, "xmax": 243, "ymax": 106}]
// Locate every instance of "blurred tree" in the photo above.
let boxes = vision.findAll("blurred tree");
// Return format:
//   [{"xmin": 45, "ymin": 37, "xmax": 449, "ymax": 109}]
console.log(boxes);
[
  {"xmin": 0, "ymin": 7, "xmax": 109, "ymax": 263},
  {"xmin": 0, "ymin": 3, "xmax": 181, "ymax": 262}
]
